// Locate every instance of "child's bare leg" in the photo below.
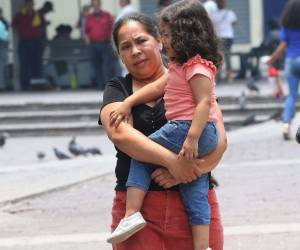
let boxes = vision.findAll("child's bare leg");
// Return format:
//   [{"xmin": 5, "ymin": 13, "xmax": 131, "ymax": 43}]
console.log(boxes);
[
  {"xmin": 124, "ymin": 186, "xmax": 146, "ymax": 218},
  {"xmin": 192, "ymin": 225, "xmax": 210, "ymax": 250},
  {"xmin": 275, "ymin": 76, "xmax": 285, "ymax": 96}
]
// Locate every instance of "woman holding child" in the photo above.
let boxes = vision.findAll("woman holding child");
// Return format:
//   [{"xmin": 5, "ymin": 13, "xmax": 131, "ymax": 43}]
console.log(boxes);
[{"xmin": 100, "ymin": 2, "xmax": 227, "ymax": 249}]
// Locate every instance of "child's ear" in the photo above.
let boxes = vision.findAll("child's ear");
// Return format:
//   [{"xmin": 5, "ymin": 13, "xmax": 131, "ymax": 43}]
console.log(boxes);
[
  {"xmin": 159, "ymin": 43, "xmax": 163, "ymax": 51},
  {"xmin": 157, "ymin": 38, "xmax": 163, "ymax": 51}
]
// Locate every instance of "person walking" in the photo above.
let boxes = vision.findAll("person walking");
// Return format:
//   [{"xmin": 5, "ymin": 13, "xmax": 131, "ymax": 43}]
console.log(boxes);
[
  {"xmin": 116, "ymin": 0, "xmax": 136, "ymax": 22},
  {"xmin": 201, "ymin": 0, "xmax": 218, "ymax": 17},
  {"xmin": 211, "ymin": 0, "xmax": 237, "ymax": 82},
  {"xmin": 267, "ymin": 0, "xmax": 300, "ymax": 140},
  {"xmin": 84, "ymin": 0, "xmax": 114, "ymax": 89},
  {"xmin": 12, "ymin": 0, "xmax": 44, "ymax": 91},
  {"xmin": 0, "ymin": 8, "xmax": 8, "ymax": 91},
  {"xmin": 100, "ymin": 10, "xmax": 226, "ymax": 250}
]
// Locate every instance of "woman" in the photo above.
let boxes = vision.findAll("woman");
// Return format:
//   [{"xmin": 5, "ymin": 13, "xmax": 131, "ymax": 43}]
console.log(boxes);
[
  {"xmin": 267, "ymin": 0, "xmax": 300, "ymax": 140},
  {"xmin": 100, "ymin": 13, "xmax": 227, "ymax": 250}
]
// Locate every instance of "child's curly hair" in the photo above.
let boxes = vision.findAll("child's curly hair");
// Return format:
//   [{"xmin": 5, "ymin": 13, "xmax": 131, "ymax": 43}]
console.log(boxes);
[{"xmin": 160, "ymin": 0, "xmax": 223, "ymax": 68}]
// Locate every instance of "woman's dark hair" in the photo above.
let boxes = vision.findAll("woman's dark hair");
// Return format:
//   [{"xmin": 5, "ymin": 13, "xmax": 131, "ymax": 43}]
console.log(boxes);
[
  {"xmin": 280, "ymin": 0, "xmax": 300, "ymax": 29},
  {"xmin": 267, "ymin": 19, "xmax": 280, "ymax": 31},
  {"xmin": 160, "ymin": 0, "xmax": 222, "ymax": 67},
  {"xmin": 112, "ymin": 12, "xmax": 160, "ymax": 53}
]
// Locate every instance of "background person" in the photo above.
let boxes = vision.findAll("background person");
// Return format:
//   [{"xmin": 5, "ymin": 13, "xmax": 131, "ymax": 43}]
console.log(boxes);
[
  {"xmin": 84, "ymin": 0, "xmax": 114, "ymax": 89},
  {"xmin": 211, "ymin": 0, "xmax": 237, "ymax": 82},
  {"xmin": 12, "ymin": 0, "xmax": 44, "ymax": 91},
  {"xmin": 115, "ymin": 0, "xmax": 136, "ymax": 22},
  {"xmin": 201, "ymin": 0, "xmax": 218, "ymax": 17},
  {"xmin": 100, "ymin": 12, "xmax": 226, "ymax": 250},
  {"xmin": 267, "ymin": 0, "xmax": 300, "ymax": 140},
  {"xmin": 0, "ymin": 7, "xmax": 8, "ymax": 91}
]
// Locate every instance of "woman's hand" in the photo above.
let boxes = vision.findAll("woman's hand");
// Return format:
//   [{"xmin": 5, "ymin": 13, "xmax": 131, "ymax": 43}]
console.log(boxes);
[
  {"xmin": 152, "ymin": 157, "xmax": 204, "ymax": 188},
  {"xmin": 151, "ymin": 168, "xmax": 179, "ymax": 188},
  {"xmin": 165, "ymin": 155, "xmax": 204, "ymax": 183}
]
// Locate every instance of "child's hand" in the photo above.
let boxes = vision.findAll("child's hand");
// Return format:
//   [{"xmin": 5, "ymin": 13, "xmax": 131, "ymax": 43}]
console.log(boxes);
[
  {"xmin": 178, "ymin": 136, "xmax": 198, "ymax": 160},
  {"xmin": 109, "ymin": 101, "xmax": 132, "ymax": 127}
]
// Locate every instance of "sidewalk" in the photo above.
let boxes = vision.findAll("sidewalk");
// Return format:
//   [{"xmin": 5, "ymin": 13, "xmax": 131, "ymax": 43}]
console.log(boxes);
[{"xmin": 0, "ymin": 134, "xmax": 116, "ymax": 206}]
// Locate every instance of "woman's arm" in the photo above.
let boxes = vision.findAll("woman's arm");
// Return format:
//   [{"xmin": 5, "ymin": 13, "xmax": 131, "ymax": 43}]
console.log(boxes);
[
  {"xmin": 152, "ymin": 104, "xmax": 227, "ymax": 187},
  {"xmin": 101, "ymin": 102, "xmax": 203, "ymax": 183},
  {"xmin": 267, "ymin": 41, "xmax": 287, "ymax": 65},
  {"xmin": 196, "ymin": 103, "xmax": 227, "ymax": 173}
]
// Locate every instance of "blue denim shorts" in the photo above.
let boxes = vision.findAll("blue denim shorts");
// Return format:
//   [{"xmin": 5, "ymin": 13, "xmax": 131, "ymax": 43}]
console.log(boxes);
[{"xmin": 149, "ymin": 120, "xmax": 218, "ymax": 157}]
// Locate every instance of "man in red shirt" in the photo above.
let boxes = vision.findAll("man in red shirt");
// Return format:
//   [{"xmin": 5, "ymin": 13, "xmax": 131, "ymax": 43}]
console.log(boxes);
[
  {"xmin": 12, "ymin": 0, "xmax": 45, "ymax": 91},
  {"xmin": 84, "ymin": 0, "xmax": 115, "ymax": 89}
]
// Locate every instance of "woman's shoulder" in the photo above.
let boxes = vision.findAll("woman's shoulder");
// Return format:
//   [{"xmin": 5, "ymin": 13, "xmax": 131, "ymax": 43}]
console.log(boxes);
[
  {"xmin": 105, "ymin": 74, "xmax": 133, "ymax": 93},
  {"xmin": 182, "ymin": 54, "xmax": 217, "ymax": 74}
]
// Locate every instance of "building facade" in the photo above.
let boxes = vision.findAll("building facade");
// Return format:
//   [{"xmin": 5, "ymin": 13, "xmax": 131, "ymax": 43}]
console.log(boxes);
[{"xmin": 0, "ymin": 0, "xmax": 288, "ymax": 90}]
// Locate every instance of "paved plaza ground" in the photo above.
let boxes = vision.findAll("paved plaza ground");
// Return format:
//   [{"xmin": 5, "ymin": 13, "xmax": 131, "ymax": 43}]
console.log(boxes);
[{"xmin": 0, "ymin": 80, "xmax": 299, "ymax": 249}]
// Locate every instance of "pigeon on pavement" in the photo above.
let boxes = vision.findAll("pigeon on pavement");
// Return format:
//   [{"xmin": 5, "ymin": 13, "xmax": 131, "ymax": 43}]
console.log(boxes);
[
  {"xmin": 37, "ymin": 151, "xmax": 46, "ymax": 160},
  {"xmin": 0, "ymin": 132, "xmax": 9, "ymax": 148},
  {"xmin": 54, "ymin": 148, "xmax": 71, "ymax": 160},
  {"xmin": 242, "ymin": 114, "xmax": 256, "ymax": 126},
  {"xmin": 238, "ymin": 91, "xmax": 247, "ymax": 110},
  {"xmin": 84, "ymin": 147, "xmax": 102, "ymax": 155},
  {"xmin": 247, "ymin": 79, "xmax": 259, "ymax": 92},
  {"xmin": 68, "ymin": 137, "xmax": 87, "ymax": 156}
]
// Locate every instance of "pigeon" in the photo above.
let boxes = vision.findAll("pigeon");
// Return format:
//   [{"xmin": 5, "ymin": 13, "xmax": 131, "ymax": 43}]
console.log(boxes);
[
  {"xmin": 238, "ymin": 91, "xmax": 247, "ymax": 110},
  {"xmin": 54, "ymin": 148, "xmax": 71, "ymax": 160},
  {"xmin": 0, "ymin": 132, "xmax": 8, "ymax": 148},
  {"xmin": 242, "ymin": 114, "xmax": 256, "ymax": 126},
  {"xmin": 68, "ymin": 137, "xmax": 87, "ymax": 156},
  {"xmin": 246, "ymin": 79, "xmax": 259, "ymax": 92},
  {"xmin": 296, "ymin": 126, "xmax": 300, "ymax": 144},
  {"xmin": 84, "ymin": 147, "xmax": 102, "ymax": 155},
  {"xmin": 37, "ymin": 151, "xmax": 46, "ymax": 160}
]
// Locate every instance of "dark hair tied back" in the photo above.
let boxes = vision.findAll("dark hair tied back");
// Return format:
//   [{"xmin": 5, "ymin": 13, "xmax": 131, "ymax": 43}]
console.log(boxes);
[
  {"xmin": 112, "ymin": 12, "xmax": 160, "ymax": 53},
  {"xmin": 280, "ymin": 0, "xmax": 300, "ymax": 30}
]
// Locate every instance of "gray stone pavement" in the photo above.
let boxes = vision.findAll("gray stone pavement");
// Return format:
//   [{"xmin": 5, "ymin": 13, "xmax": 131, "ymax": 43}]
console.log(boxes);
[{"xmin": 0, "ymin": 79, "xmax": 299, "ymax": 249}]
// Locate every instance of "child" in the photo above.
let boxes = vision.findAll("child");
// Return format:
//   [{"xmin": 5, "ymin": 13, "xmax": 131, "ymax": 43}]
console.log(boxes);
[{"xmin": 107, "ymin": 1, "xmax": 222, "ymax": 249}]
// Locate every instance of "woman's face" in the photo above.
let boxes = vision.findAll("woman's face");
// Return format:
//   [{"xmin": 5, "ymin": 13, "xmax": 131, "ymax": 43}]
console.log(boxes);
[
  {"xmin": 117, "ymin": 21, "xmax": 163, "ymax": 81},
  {"xmin": 160, "ymin": 21, "xmax": 176, "ymax": 60}
]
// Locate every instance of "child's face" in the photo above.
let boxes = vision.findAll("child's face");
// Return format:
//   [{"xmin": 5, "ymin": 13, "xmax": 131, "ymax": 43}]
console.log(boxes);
[{"xmin": 159, "ymin": 21, "xmax": 176, "ymax": 60}]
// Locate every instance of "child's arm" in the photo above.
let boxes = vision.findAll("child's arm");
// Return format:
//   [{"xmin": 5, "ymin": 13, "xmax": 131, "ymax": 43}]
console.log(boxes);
[
  {"xmin": 178, "ymin": 74, "xmax": 212, "ymax": 160},
  {"xmin": 110, "ymin": 72, "xmax": 168, "ymax": 127}
]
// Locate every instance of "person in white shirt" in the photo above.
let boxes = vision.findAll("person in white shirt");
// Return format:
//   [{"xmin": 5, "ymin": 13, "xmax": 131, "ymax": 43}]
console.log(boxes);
[
  {"xmin": 211, "ymin": 0, "xmax": 237, "ymax": 81},
  {"xmin": 116, "ymin": 0, "xmax": 136, "ymax": 22},
  {"xmin": 202, "ymin": 0, "xmax": 218, "ymax": 16}
]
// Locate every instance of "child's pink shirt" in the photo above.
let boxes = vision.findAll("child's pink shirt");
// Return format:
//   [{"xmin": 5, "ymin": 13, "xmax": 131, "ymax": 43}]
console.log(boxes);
[{"xmin": 164, "ymin": 54, "xmax": 218, "ymax": 122}]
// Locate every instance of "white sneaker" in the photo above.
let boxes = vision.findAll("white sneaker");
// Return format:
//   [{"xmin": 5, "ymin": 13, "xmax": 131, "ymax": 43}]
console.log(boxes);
[
  {"xmin": 106, "ymin": 212, "xmax": 146, "ymax": 244},
  {"xmin": 283, "ymin": 123, "xmax": 291, "ymax": 140}
]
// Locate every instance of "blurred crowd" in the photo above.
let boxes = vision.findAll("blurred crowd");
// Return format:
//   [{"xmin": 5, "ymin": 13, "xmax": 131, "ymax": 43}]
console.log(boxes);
[{"xmin": 0, "ymin": 0, "xmax": 297, "ymax": 96}]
